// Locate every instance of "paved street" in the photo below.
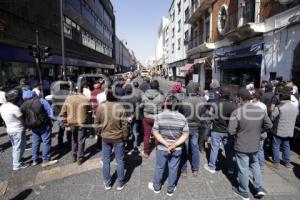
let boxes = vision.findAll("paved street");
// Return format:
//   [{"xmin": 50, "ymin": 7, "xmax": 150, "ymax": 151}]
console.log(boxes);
[{"xmin": 0, "ymin": 78, "xmax": 300, "ymax": 200}]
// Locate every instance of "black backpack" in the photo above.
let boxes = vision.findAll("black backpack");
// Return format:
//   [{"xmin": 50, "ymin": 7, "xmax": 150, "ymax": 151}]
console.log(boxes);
[{"xmin": 21, "ymin": 98, "xmax": 49, "ymax": 129}]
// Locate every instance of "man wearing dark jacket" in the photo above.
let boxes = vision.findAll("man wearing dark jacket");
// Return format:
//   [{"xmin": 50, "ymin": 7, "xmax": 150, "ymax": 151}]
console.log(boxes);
[
  {"xmin": 228, "ymin": 88, "xmax": 273, "ymax": 200},
  {"xmin": 120, "ymin": 84, "xmax": 142, "ymax": 153},
  {"xmin": 204, "ymin": 88, "xmax": 237, "ymax": 174},
  {"xmin": 179, "ymin": 82, "xmax": 206, "ymax": 176}
]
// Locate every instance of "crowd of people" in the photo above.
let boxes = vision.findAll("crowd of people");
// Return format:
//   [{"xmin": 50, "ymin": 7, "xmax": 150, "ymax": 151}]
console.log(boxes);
[{"xmin": 0, "ymin": 74, "xmax": 299, "ymax": 199}]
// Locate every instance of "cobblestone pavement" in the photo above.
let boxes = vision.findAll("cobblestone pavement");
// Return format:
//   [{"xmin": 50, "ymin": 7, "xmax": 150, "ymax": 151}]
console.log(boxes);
[{"xmin": 0, "ymin": 77, "xmax": 300, "ymax": 200}]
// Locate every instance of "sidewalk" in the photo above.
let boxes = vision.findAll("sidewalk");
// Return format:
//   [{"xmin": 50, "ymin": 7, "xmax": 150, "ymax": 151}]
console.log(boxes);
[{"xmin": 1, "ymin": 124, "xmax": 300, "ymax": 200}]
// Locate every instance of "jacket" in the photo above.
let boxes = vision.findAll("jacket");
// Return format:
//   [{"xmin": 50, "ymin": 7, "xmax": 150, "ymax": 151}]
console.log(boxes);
[
  {"xmin": 94, "ymin": 101, "xmax": 128, "ymax": 143},
  {"xmin": 228, "ymin": 103, "xmax": 273, "ymax": 153},
  {"xmin": 271, "ymin": 100, "xmax": 299, "ymax": 138},
  {"xmin": 179, "ymin": 95, "xmax": 207, "ymax": 128},
  {"xmin": 212, "ymin": 100, "xmax": 237, "ymax": 133},
  {"xmin": 60, "ymin": 93, "xmax": 91, "ymax": 127},
  {"xmin": 142, "ymin": 89, "xmax": 164, "ymax": 119}
]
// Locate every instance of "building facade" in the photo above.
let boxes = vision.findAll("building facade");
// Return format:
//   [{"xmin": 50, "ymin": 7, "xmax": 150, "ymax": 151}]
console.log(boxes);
[
  {"xmin": 0, "ymin": 0, "xmax": 115, "ymax": 84},
  {"xmin": 155, "ymin": 17, "xmax": 169, "ymax": 76},
  {"xmin": 115, "ymin": 36, "xmax": 138, "ymax": 73},
  {"xmin": 167, "ymin": 0, "xmax": 192, "ymax": 83},
  {"xmin": 185, "ymin": 0, "xmax": 300, "ymax": 89}
]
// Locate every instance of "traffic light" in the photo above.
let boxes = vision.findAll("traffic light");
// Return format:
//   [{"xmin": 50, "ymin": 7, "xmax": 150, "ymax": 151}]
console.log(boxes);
[
  {"xmin": 42, "ymin": 46, "xmax": 52, "ymax": 60},
  {"xmin": 28, "ymin": 45, "xmax": 39, "ymax": 59}
]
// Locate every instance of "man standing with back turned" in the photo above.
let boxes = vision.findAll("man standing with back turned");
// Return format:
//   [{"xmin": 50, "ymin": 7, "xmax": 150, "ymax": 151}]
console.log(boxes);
[{"xmin": 228, "ymin": 88, "xmax": 272, "ymax": 200}]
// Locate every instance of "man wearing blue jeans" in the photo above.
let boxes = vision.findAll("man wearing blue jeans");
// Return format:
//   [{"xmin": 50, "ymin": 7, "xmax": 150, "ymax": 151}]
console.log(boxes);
[
  {"xmin": 21, "ymin": 90, "xmax": 58, "ymax": 168},
  {"xmin": 204, "ymin": 88, "xmax": 236, "ymax": 174},
  {"xmin": 179, "ymin": 82, "xmax": 206, "ymax": 176},
  {"xmin": 228, "ymin": 88, "xmax": 272, "ymax": 200},
  {"xmin": 94, "ymin": 89, "xmax": 128, "ymax": 191},
  {"xmin": 148, "ymin": 95, "xmax": 189, "ymax": 197},
  {"xmin": 270, "ymin": 86, "xmax": 299, "ymax": 169},
  {"xmin": 0, "ymin": 89, "xmax": 28, "ymax": 170}
]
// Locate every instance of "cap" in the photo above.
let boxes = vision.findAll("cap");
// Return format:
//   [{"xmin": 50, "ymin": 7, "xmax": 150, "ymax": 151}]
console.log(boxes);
[{"xmin": 237, "ymin": 88, "xmax": 252, "ymax": 100}]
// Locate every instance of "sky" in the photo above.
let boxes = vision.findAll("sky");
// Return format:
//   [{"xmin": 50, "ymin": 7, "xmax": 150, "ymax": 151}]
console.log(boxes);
[{"xmin": 111, "ymin": 0, "xmax": 172, "ymax": 66}]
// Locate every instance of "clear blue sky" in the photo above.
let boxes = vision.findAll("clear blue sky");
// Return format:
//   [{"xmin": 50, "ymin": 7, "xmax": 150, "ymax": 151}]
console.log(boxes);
[{"xmin": 111, "ymin": 0, "xmax": 171, "ymax": 66}]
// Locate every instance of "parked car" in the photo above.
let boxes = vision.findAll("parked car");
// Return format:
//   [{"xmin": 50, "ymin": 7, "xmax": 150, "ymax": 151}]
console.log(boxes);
[{"xmin": 141, "ymin": 70, "xmax": 150, "ymax": 78}]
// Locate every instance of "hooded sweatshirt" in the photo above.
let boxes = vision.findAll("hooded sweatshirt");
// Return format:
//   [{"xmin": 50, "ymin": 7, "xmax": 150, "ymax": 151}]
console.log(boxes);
[{"xmin": 142, "ymin": 89, "xmax": 164, "ymax": 119}]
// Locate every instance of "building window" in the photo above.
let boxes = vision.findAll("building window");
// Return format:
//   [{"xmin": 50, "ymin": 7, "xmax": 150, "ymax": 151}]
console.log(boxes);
[
  {"xmin": 204, "ymin": 14, "xmax": 210, "ymax": 42},
  {"xmin": 185, "ymin": 7, "xmax": 190, "ymax": 21},
  {"xmin": 184, "ymin": 30, "xmax": 189, "ymax": 41},
  {"xmin": 172, "ymin": 43, "xmax": 175, "ymax": 53},
  {"xmin": 178, "ymin": 38, "xmax": 181, "ymax": 50},
  {"xmin": 172, "ymin": 11, "xmax": 175, "ymax": 21},
  {"xmin": 172, "ymin": 27, "xmax": 175, "ymax": 38},
  {"xmin": 177, "ymin": 1, "xmax": 181, "ymax": 15},
  {"xmin": 217, "ymin": 4, "xmax": 229, "ymax": 35},
  {"xmin": 178, "ymin": 20, "xmax": 181, "ymax": 32}
]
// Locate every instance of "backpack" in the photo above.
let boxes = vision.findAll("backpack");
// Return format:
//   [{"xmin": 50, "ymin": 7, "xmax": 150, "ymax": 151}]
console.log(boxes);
[{"xmin": 22, "ymin": 98, "xmax": 48, "ymax": 129}]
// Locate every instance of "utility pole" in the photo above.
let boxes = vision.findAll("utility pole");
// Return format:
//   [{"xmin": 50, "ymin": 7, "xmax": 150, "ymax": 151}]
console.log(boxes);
[{"xmin": 60, "ymin": 0, "xmax": 66, "ymax": 80}]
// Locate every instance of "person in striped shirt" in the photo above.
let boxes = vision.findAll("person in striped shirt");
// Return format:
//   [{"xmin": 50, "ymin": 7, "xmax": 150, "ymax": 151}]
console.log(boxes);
[{"xmin": 148, "ymin": 95, "xmax": 189, "ymax": 197}]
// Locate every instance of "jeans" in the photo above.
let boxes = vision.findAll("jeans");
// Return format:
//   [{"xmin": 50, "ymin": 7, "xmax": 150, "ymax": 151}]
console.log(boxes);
[
  {"xmin": 258, "ymin": 132, "xmax": 267, "ymax": 170},
  {"xmin": 102, "ymin": 142, "xmax": 125, "ymax": 186},
  {"xmin": 71, "ymin": 126, "xmax": 86, "ymax": 159},
  {"xmin": 32, "ymin": 126, "xmax": 52, "ymax": 162},
  {"xmin": 236, "ymin": 152, "xmax": 263, "ymax": 197},
  {"xmin": 131, "ymin": 121, "xmax": 139, "ymax": 149},
  {"xmin": 143, "ymin": 117, "xmax": 154, "ymax": 155},
  {"xmin": 208, "ymin": 131, "xmax": 234, "ymax": 171},
  {"xmin": 272, "ymin": 135, "xmax": 290, "ymax": 164},
  {"xmin": 181, "ymin": 128, "xmax": 200, "ymax": 172},
  {"xmin": 153, "ymin": 149, "xmax": 182, "ymax": 192},
  {"xmin": 8, "ymin": 131, "xmax": 26, "ymax": 168}
]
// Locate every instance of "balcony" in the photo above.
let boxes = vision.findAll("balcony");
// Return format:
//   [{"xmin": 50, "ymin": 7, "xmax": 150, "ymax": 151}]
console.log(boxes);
[
  {"xmin": 223, "ymin": 2, "xmax": 265, "ymax": 42},
  {"xmin": 186, "ymin": 34, "xmax": 215, "ymax": 56},
  {"xmin": 187, "ymin": 0, "xmax": 215, "ymax": 24}
]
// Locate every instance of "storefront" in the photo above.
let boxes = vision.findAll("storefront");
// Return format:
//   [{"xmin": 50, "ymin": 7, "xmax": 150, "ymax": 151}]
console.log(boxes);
[{"xmin": 214, "ymin": 42, "xmax": 264, "ymax": 88}]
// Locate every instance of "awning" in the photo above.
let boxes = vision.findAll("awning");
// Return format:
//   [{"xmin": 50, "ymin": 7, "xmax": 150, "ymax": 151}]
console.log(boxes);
[
  {"xmin": 194, "ymin": 56, "xmax": 210, "ymax": 64},
  {"xmin": 180, "ymin": 63, "xmax": 193, "ymax": 72}
]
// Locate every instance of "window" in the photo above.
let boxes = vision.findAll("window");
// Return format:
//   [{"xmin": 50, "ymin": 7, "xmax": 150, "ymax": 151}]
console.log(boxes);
[
  {"xmin": 172, "ymin": 27, "xmax": 175, "ymax": 38},
  {"xmin": 178, "ymin": 20, "xmax": 181, "ymax": 32},
  {"xmin": 204, "ymin": 15, "xmax": 210, "ymax": 42},
  {"xmin": 172, "ymin": 11, "xmax": 175, "ymax": 21},
  {"xmin": 178, "ymin": 38, "xmax": 181, "ymax": 50},
  {"xmin": 184, "ymin": 30, "xmax": 189, "ymax": 41},
  {"xmin": 185, "ymin": 7, "xmax": 190, "ymax": 21},
  {"xmin": 172, "ymin": 43, "xmax": 175, "ymax": 53},
  {"xmin": 177, "ymin": 1, "xmax": 181, "ymax": 14}
]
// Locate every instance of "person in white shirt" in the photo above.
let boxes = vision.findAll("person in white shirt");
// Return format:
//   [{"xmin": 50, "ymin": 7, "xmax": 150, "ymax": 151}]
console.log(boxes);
[
  {"xmin": 0, "ymin": 84, "xmax": 6, "ymax": 105},
  {"xmin": 251, "ymin": 90, "xmax": 268, "ymax": 172},
  {"xmin": 32, "ymin": 82, "xmax": 41, "ymax": 97},
  {"xmin": 0, "ymin": 89, "xmax": 28, "ymax": 170},
  {"xmin": 82, "ymin": 83, "xmax": 91, "ymax": 99}
]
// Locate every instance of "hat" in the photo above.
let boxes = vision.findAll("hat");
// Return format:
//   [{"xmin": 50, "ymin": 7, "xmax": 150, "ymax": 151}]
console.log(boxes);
[
  {"xmin": 237, "ymin": 88, "xmax": 252, "ymax": 101},
  {"xmin": 171, "ymin": 82, "xmax": 182, "ymax": 93}
]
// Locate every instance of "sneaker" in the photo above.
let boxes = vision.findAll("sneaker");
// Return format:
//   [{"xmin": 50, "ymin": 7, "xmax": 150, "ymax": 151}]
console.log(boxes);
[
  {"xmin": 254, "ymin": 187, "xmax": 267, "ymax": 198},
  {"xmin": 104, "ymin": 183, "xmax": 112, "ymax": 191},
  {"xmin": 166, "ymin": 187, "xmax": 177, "ymax": 197},
  {"xmin": 272, "ymin": 163, "xmax": 280, "ymax": 169},
  {"xmin": 232, "ymin": 187, "xmax": 250, "ymax": 200},
  {"xmin": 116, "ymin": 183, "xmax": 125, "ymax": 191},
  {"xmin": 148, "ymin": 182, "xmax": 161, "ymax": 194},
  {"xmin": 127, "ymin": 149, "xmax": 134, "ymax": 155},
  {"xmin": 181, "ymin": 172, "xmax": 188, "ymax": 177},
  {"xmin": 13, "ymin": 163, "xmax": 29, "ymax": 171},
  {"xmin": 204, "ymin": 164, "xmax": 216, "ymax": 174},
  {"xmin": 140, "ymin": 151, "xmax": 149, "ymax": 159},
  {"xmin": 284, "ymin": 163, "xmax": 293, "ymax": 168},
  {"xmin": 32, "ymin": 161, "xmax": 39, "ymax": 166},
  {"xmin": 133, "ymin": 147, "xmax": 140, "ymax": 153},
  {"xmin": 42, "ymin": 160, "xmax": 58, "ymax": 168},
  {"xmin": 192, "ymin": 171, "xmax": 199, "ymax": 177}
]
